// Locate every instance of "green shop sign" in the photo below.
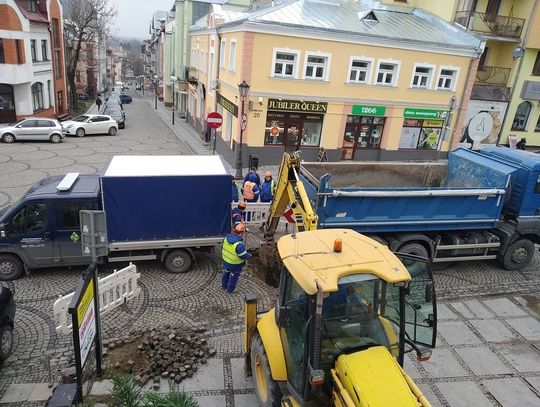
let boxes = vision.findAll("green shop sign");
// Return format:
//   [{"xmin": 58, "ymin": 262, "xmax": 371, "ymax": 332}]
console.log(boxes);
[
  {"xmin": 352, "ymin": 105, "xmax": 386, "ymax": 116},
  {"xmin": 217, "ymin": 92, "xmax": 238, "ymax": 117},
  {"xmin": 404, "ymin": 108, "xmax": 448, "ymax": 120}
]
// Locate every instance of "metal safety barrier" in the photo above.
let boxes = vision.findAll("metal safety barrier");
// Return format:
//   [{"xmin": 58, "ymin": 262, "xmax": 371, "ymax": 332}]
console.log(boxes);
[
  {"xmin": 231, "ymin": 202, "xmax": 290, "ymax": 226},
  {"xmin": 53, "ymin": 263, "xmax": 141, "ymax": 334}
]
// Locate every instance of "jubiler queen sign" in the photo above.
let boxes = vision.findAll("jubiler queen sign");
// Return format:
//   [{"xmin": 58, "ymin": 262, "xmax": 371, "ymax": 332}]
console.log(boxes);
[{"xmin": 268, "ymin": 98, "xmax": 327, "ymax": 113}]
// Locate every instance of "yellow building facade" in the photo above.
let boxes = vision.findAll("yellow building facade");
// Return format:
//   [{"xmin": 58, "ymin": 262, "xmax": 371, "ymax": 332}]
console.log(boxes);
[{"xmin": 188, "ymin": 1, "xmax": 483, "ymax": 164}]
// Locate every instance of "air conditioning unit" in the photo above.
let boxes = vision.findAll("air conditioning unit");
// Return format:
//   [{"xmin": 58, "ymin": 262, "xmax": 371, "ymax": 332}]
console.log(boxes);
[{"xmin": 210, "ymin": 80, "xmax": 219, "ymax": 90}]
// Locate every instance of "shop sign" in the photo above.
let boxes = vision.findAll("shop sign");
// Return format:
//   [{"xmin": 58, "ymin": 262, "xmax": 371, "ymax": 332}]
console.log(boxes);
[
  {"xmin": 521, "ymin": 81, "xmax": 540, "ymax": 100},
  {"xmin": 77, "ymin": 280, "xmax": 96, "ymax": 367},
  {"xmin": 352, "ymin": 105, "xmax": 386, "ymax": 116},
  {"xmin": 217, "ymin": 92, "xmax": 238, "ymax": 117},
  {"xmin": 404, "ymin": 108, "xmax": 448, "ymax": 120},
  {"xmin": 268, "ymin": 98, "xmax": 327, "ymax": 113},
  {"xmin": 423, "ymin": 120, "xmax": 444, "ymax": 127}
]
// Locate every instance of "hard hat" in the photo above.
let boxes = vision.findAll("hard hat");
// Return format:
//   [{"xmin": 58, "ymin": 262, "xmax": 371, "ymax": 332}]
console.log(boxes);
[
  {"xmin": 238, "ymin": 201, "xmax": 247, "ymax": 209},
  {"xmin": 248, "ymin": 174, "xmax": 258, "ymax": 182},
  {"xmin": 265, "ymin": 171, "xmax": 271, "ymax": 177},
  {"xmin": 234, "ymin": 223, "xmax": 246, "ymax": 233}
]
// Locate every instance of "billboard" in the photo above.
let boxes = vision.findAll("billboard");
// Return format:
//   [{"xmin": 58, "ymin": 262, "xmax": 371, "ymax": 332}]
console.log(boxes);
[{"xmin": 459, "ymin": 100, "xmax": 508, "ymax": 149}]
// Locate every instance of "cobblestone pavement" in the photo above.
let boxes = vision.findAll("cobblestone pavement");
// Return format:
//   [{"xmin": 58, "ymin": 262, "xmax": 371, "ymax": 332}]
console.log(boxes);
[{"xmin": 0, "ymin": 91, "xmax": 539, "ymax": 406}]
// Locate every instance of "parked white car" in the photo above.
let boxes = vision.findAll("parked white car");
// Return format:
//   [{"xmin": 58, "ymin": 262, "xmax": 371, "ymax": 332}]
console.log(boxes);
[
  {"xmin": 63, "ymin": 114, "xmax": 118, "ymax": 137},
  {"xmin": 0, "ymin": 118, "xmax": 65, "ymax": 143}
]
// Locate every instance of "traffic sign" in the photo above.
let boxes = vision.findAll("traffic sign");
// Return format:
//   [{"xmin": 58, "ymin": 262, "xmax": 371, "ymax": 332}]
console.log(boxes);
[
  {"xmin": 241, "ymin": 113, "xmax": 248, "ymax": 131},
  {"xmin": 207, "ymin": 112, "xmax": 223, "ymax": 129}
]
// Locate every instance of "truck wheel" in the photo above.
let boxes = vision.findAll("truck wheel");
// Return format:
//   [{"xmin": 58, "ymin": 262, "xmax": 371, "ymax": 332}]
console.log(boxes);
[
  {"xmin": 164, "ymin": 249, "xmax": 193, "ymax": 273},
  {"xmin": 251, "ymin": 334, "xmax": 282, "ymax": 407},
  {"xmin": 398, "ymin": 242, "xmax": 429, "ymax": 260},
  {"xmin": 502, "ymin": 239, "xmax": 535, "ymax": 271},
  {"xmin": 0, "ymin": 255, "xmax": 24, "ymax": 280},
  {"xmin": 0, "ymin": 325, "xmax": 14, "ymax": 362}
]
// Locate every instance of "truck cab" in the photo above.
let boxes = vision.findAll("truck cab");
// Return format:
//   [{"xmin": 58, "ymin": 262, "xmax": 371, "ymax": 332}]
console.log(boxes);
[{"xmin": 0, "ymin": 174, "xmax": 100, "ymax": 280}]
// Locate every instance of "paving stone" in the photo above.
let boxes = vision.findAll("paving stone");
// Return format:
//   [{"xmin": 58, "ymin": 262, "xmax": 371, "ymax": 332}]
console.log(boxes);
[
  {"xmin": 404, "ymin": 355, "xmax": 424, "ymax": 380},
  {"xmin": 422, "ymin": 349, "xmax": 468, "ymax": 378},
  {"xmin": 470, "ymin": 319, "xmax": 516, "ymax": 343},
  {"xmin": 230, "ymin": 358, "xmax": 253, "ymax": 390},
  {"xmin": 437, "ymin": 321, "xmax": 481, "ymax": 345},
  {"xmin": 192, "ymin": 395, "xmax": 227, "ymax": 406},
  {"xmin": 449, "ymin": 302, "xmax": 475, "ymax": 319},
  {"xmin": 525, "ymin": 376, "xmax": 540, "ymax": 393},
  {"xmin": 27, "ymin": 383, "xmax": 53, "ymax": 402},
  {"xmin": 505, "ymin": 317, "xmax": 540, "ymax": 341},
  {"xmin": 482, "ymin": 378, "xmax": 540, "ymax": 407},
  {"xmin": 436, "ymin": 382, "xmax": 493, "ymax": 407},
  {"xmin": 463, "ymin": 300, "xmax": 494, "ymax": 318},
  {"xmin": 454, "ymin": 347, "xmax": 512, "ymax": 375},
  {"xmin": 235, "ymin": 393, "xmax": 258, "ymax": 407},
  {"xmin": 497, "ymin": 344, "xmax": 540, "ymax": 373},
  {"xmin": 177, "ymin": 358, "xmax": 224, "ymax": 391},
  {"xmin": 0, "ymin": 384, "xmax": 35, "ymax": 403},
  {"xmin": 90, "ymin": 379, "xmax": 113, "ymax": 396},
  {"xmin": 417, "ymin": 383, "xmax": 443, "ymax": 407},
  {"xmin": 483, "ymin": 298, "xmax": 527, "ymax": 317},
  {"xmin": 437, "ymin": 303, "xmax": 458, "ymax": 319}
]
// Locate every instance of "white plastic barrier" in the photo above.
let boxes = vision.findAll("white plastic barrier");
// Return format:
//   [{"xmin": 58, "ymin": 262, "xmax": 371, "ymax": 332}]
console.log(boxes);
[
  {"xmin": 53, "ymin": 263, "xmax": 141, "ymax": 334},
  {"xmin": 232, "ymin": 202, "xmax": 289, "ymax": 226}
]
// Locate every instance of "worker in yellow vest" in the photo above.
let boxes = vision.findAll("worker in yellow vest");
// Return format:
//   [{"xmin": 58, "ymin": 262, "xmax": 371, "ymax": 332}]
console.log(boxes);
[{"xmin": 221, "ymin": 223, "xmax": 252, "ymax": 293}]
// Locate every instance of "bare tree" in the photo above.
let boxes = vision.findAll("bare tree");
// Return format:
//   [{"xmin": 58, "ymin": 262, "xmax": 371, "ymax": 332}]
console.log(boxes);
[{"xmin": 64, "ymin": 0, "xmax": 116, "ymax": 109}]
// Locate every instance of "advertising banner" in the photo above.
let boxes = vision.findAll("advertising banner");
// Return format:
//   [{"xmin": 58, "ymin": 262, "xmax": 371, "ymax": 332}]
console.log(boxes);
[{"xmin": 460, "ymin": 100, "xmax": 508, "ymax": 149}]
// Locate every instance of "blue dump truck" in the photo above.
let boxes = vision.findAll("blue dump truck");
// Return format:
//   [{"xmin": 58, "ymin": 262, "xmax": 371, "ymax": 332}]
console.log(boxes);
[
  {"xmin": 299, "ymin": 147, "xmax": 540, "ymax": 271},
  {"xmin": 0, "ymin": 155, "xmax": 231, "ymax": 280}
]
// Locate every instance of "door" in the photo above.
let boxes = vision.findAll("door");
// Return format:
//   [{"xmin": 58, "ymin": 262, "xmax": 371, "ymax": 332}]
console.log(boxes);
[
  {"xmin": 53, "ymin": 201, "xmax": 92, "ymax": 266},
  {"xmin": 0, "ymin": 84, "xmax": 16, "ymax": 124},
  {"xmin": 15, "ymin": 120, "xmax": 38, "ymax": 140},
  {"xmin": 284, "ymin": 121, "xmax": 303, "ymax": 153},
  {"xmin": 36, "ymin": 119, "xmax": 54, "ymax": 140},
  {"xmin": 6, "ymin": 202, "xmax": 54, "ymax": 267}
]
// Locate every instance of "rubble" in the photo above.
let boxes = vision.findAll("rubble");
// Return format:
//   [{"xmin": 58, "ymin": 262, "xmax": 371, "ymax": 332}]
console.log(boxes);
[{"xmin": 104, "ymin": 326, "xmax": 213, "ymax": 386}]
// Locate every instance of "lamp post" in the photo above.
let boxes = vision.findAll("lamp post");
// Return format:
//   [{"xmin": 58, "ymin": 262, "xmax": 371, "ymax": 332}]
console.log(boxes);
[
  {"xmin": 171, "ymin": 75, "xmax": 177, "ymax": 125},
  {"xmin": 235, "ymin": 80, "xmax": 250, "ymax": 179},
  {"xmin": 154, "ymin": 75, "xmax": 158, "ymax": 110}
]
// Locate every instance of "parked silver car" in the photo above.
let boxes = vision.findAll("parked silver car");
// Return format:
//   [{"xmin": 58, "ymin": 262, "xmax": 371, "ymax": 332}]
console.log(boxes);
[{"xmin": 0, "ymin": 118, "xmax": 65, "ymax": 143}]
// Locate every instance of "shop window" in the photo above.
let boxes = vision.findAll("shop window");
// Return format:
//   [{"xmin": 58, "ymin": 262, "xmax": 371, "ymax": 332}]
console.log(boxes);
[
  {"xmin": 304, "ymin": 53, "xmax": 330, "ymax": 81},
  {"xmin": 512, "ymin": 101, "xmax": 532, "ymax": 131},
  {"xmin": 31, "ymin": 40, "xmax": 37, "ymax": 62},
  {"xmin": 437, "ymin": 67, "xmax": 458, "ymax": 90},
  {"xmin": 219, "ymin": 39, "xmax": 226, "ymax": 69},
  {"xmin": 224, "ymin": 111, "xmax": 233, "ymax": 141},
  {"xmin": 41, "ymin": 40, "xmax": 48, "ymax": 60},
  {"xmin": 399, "ymin": 118, "xmax": 443, "ymax": 150},
  {"xmin": 273, "ymin": 49, "xmax": 299, "ymax": 78},
  {"xmin": 533, "ymin": 51, "xmax": 540, "ymax": 76},
  {"xmin": 32, "ymin": 82, "xmax": 44, "ymax": 111},
  {"xmin": 376, "ymin": 61, "xmax": 400, "ymax": 86},
  {"xmin": 348, "ymin": 57, "xmax": 372, "ymax": 84},
  {"xmin": 342, "ymin": 115, "xmax": 385, "ymax": 157},
  {"xmin": 229, "ymin": 40, "xmax": 236, "ymax": 72},
  {"xmin": 0, "ymin": 39, "xmax": 4, "ymax": 64},
  {"xmin": 411, "ymin": 65, "xmax": 434, "ymax": 89},
  {"xmin": 264, "ymin": 111, "xmax": 323, "ymax": 148}
]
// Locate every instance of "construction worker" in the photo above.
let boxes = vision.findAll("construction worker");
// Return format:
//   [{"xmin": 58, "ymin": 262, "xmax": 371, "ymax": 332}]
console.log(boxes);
[
  {"xmin": 242, "ymin": 173, "xmax": 260, "ymax": 203},
  {"xmin": 231, "ymin": 175, "xmax": 239, "ymax": 203},
  {"xmin": 232, "ymin": 200, "xmax": 247, "ymax": 226},
  {"xmin": 260, "ymin": 171, "xmax": 276, "ymax": 203},
  {"xmin": 221, "ymin": 223, "xmax": 251, "ymax": 293},
  {"xmin": 243, "ymin": 167, "xmax": 261, "ymax": 187}
]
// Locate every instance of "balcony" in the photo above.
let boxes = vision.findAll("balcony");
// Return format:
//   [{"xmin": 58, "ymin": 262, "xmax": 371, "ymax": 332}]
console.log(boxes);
[
  {"xmin": 455, "ymin": 11, "xmax": 524, "ymax": 39},
  {"xmin": 475, "ymin": 65, "xmax": 511, "ymax": 86}
]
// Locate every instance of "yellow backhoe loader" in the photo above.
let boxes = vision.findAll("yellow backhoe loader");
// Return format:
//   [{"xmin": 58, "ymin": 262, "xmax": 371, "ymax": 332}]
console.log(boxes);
[{"xmin": 244, "ymin": 152, "xmax": 437, "ymax": 406}]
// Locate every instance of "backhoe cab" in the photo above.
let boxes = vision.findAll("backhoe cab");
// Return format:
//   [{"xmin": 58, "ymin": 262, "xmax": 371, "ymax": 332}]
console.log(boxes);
[{"xmin": 244, "ymin": 229, "xmax": 437, "ymax": 407}]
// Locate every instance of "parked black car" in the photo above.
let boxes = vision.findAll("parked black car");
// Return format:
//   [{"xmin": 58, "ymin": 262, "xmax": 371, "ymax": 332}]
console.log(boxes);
[
  {"xmin": 119, "ymin": 94, "xmax": 132, "ymax": 104},
  {"xmin": 0, "ymin": 287, "xmax": 15, "ymax": 362},
  {"xmin": 103, "ymin": 103, "xmax": 125, "ymax": 129},
  {"xmin": 78, "ymin": 94, "xmax": 89, "ymax": 100}
]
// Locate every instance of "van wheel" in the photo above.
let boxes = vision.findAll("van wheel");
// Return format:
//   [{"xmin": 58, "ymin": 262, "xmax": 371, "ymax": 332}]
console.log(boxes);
[
  {"xmin": 398, "ymin": 242, "xmax": 429, "ymax": 260},
  {"xmin": 76, "ymin": 127, "xmax": 85, "ymax": 137},
  {"xmin": 108, "ymin": 127, "xmax": 117, "ymax": 136},
  {"xmin": 2, "ymin": 133, "xmax": 15, "ymax": 143},
  {"xmin": 502, "ymin": 239, "xmax": 535, "ymax": 271},
  {"xmin": 0, "ymin": 325, "xmax": 14, "ymax": 362},
  {"xmin": 164, "ymin": 249, "xmax": 193, "ymax": 273},
  {"xmin": 251, "ymin": 334, "xmax": 282, "ymax": 407},
  {"xmin": 50, "ymin": 133, "xmax": 62, "ymax": 143},
  {"xmin": 0, "ymin": 255, "xmax": 24, "ymax": 280}
]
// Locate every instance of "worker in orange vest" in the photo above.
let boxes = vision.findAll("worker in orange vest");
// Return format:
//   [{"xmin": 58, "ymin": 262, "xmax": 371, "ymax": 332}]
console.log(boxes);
[{"xmin": 242, "ymin": 173, "xmax": 260, "ymax": 203}]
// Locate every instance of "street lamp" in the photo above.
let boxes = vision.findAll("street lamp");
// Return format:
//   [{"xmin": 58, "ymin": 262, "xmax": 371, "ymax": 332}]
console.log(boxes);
[
  {"xmin": 154, "ymin": 75, "xmax": 158, "ymax": 110},
  {"xmin": 235, "ymin": 80, "xmax": 250, "ymax": 179},
  {"xmin": 171, "ymin": 75, "xmax": 177, "ymax": 125}
]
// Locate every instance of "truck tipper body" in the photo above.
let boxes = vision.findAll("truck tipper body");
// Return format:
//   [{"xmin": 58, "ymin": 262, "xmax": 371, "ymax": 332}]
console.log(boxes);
[
  {"xmin": 0, "ymin": 155, "xmax": 231, "ymax": 280},
  {"xmin": 299, "ymin": 147, "xmax": 540, "ymax": 270}
]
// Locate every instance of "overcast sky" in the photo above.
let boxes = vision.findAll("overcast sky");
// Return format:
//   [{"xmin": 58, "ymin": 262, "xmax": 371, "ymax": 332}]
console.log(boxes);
[{"xmin": 110, "ymin": 0, "xmax": 173, "ymax": 39}]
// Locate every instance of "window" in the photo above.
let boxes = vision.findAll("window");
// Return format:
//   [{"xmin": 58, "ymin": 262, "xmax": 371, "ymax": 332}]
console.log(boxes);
[
  {"xmin": 52, "ymin": 19, "xmax": 60, "ymax": 48},
  {"xmin": 272, "ymin": 50, "xmax": 299, "ymax": 78},
  {"xmin": 342, "ymin": 115, "xmax": 385, "ymax": 151},
  {"xmin": 399, "ymin": 118, "xmax": 444, "ymax": 150},
  {"xmin": 76, "ymin": 70, "xmax": 80, "ymax": 82},
  {"xmin": 61, "ymin": 204, "xmax": 88, "ymax": 229},
  {"xmin": 10, "ymin": 203, "xmax": 48, "ymax": 234},
  {"xmin": 512, "ymin": 101, "xmax": 532, "ymax": 131},
  {"xmin": 229, "ymin": 40, "xmax": 236, "ymax": 71},
  {"xmin": 376, "ymin": 61, "xmax": 400, "ymax": 86},
  {"xmin": 54, "ymin": 50, "xmax": 62, "ymax": 78},
  {"xmin": 411, "ymin": 65, "xmax": 434, "ymax": 89},
  {"xmin": 536, "ymin": 114, "xmax": 540, "ymax": 132},
  {"xmin": 32, "ymin": 82, "xmax": 44, "ymax": 111},
  {"xmin": 219, "ymin": 39, "xmax": 226, "ymax": 69},
  {"xmin": 27, "ymin": 0, "xmax": 37, "ymax": 12},
  {"xmin": 41, "ymin": 40, "xmax": 48, "ymax": 60},
  {"xmin": 30, "ymin": 40, "xmax": 37, "ymax": 61},
  {"xmin": 348, "ymin": 57, "xmax": 373, "ymax": 84},
  {"xmin": 47, "ymin": 80, "xmax": 51, "ymax": 107},
  {"xmin": 0, "ymin": 39, "xmax": 4, "ymax": 63},
  {"xmin": 16, "ymin": 39, "xmax": 24, "ymax": 64},
  {"xmin": 224, "ymin": 111, "xmax": 233, "ymax": 141},
  {"xmin": 304, "ymin": 53, "xmax": 330, "ymax": 80},
  {"xmin": 37, "ymin": 120, "xmax": 54, "ymax": 127},
  {"xmin": 209, "ymin": 50, "xmax": 214, "ymax": 90},
  {"xmin": 533, "ymin": 51, "xmax": 540, "ymax": 76},
  {"xmin": 437, "ymin": 67, "xmax": 458, "ymax": 90}
]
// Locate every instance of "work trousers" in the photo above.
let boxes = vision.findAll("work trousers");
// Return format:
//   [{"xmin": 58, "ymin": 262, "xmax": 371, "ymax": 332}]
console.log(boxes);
[{"xmin": 221, "ymin": 266, "xmax": 243, "ymax": 293}]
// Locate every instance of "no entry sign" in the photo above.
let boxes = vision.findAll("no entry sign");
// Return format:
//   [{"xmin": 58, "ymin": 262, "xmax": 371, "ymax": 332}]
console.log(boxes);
[{"xmin": 207, "ymin": 112, "xmax": 223, "ymax": 129}]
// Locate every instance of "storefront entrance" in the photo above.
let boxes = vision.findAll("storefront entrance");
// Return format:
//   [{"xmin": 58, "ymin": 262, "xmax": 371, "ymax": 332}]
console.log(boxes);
[
  {"xmin": 0, "ymin": 84, "xmax": 16, "ymax": 124},
  {"xmin": 341, "ymin": 115, "xmax": 386, "ymax": 160}
]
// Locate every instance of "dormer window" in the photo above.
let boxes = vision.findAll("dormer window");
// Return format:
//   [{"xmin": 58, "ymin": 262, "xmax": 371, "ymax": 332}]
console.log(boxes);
[{"xmin": 27, "ymin": 0, "xmax": 37, "ymax": 12}]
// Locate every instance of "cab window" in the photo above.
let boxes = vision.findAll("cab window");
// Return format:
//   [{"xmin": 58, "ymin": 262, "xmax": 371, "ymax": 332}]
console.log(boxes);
[
  {"xmin": 60, "ymin": 203, "xmax": 88, "ymax": 229},
  {"xmin": 10, "ymin": 203, "xmax": 48, "ymax": 233}
]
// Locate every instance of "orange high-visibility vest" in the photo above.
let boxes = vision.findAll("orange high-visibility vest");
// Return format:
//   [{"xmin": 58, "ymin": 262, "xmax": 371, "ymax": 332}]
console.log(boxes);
[{"xmin": 243, "ymin": 181, "xmax": 255, "ymax": 200}]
